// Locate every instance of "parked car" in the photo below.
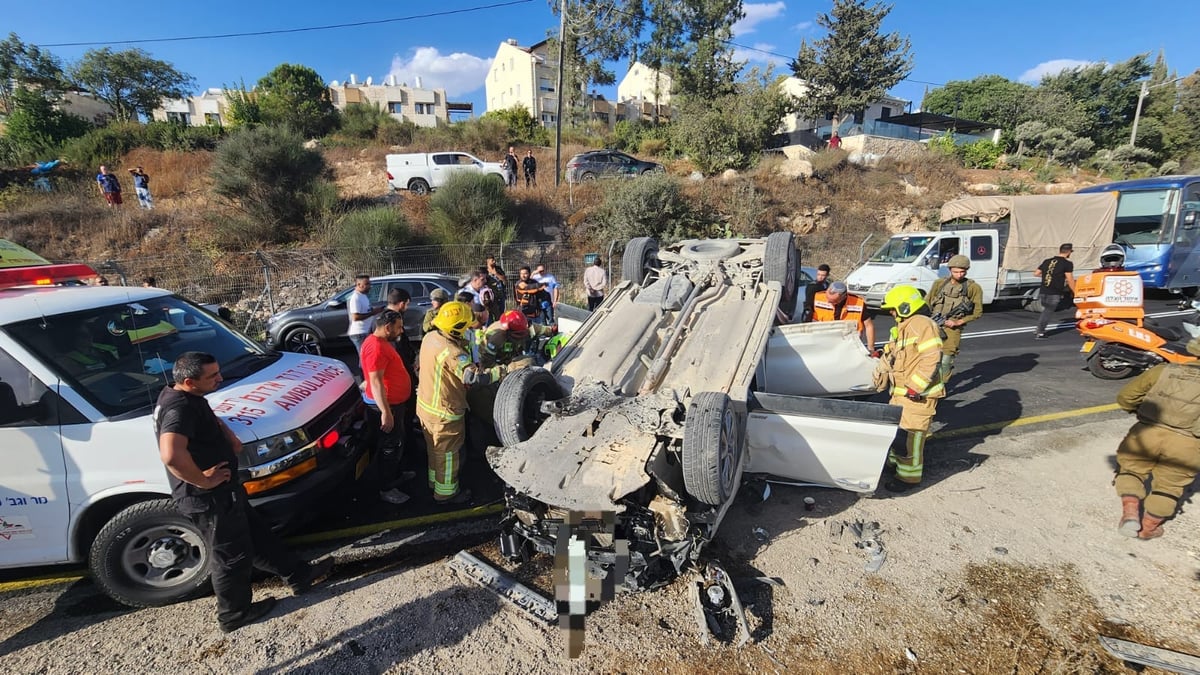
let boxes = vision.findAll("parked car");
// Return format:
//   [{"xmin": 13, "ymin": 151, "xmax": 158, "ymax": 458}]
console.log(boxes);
[
  {"xmin": 265, "ymin": 273, "xmax": 460, "ymax": 354},
  {"xmin": 564, "ymin": 150, "xmax": 664, "ymax": 184},
  {"xmin": 487, "ymin": 235, "xmax": 898, "ymax": 591},
  {"xmin": 386, "ymin": 152, "xmax": 510, "ymax": 195}
]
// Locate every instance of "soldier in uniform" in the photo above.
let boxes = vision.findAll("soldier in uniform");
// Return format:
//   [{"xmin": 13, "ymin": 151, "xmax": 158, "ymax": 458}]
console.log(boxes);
[
  {"xmin": 874, "ymin": 285, "xmax": 945, "ymax": 493},
  {"xmin": 417, "ymin": 301, "xmax": 506, "ymax": 505},
  {"xmin": 926, "ymin": 255, "xmax": 984, "ymax": 382},
  {"xmin": 1113, "ymin": 338, "xmax": 1200, "ymax": 539}
]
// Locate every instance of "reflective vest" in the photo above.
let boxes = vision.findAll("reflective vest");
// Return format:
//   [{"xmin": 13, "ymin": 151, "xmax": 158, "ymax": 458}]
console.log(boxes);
[
  {"xmin": 1140, "ymin": 363, "xmax": 1200, "ymax": 437},
  {"xmin": 812, "ymin": 291, "xmax": 867, "ymax": 333},
  {"xmin": 885, "ymin": 314, "xmax": 945, "ymax": 399}
]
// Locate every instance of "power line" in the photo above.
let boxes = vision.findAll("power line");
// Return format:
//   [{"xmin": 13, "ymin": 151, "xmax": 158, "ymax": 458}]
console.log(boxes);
[{"xmin": 40, "ymin": 0, "xmax": 536, "ymax": 48}]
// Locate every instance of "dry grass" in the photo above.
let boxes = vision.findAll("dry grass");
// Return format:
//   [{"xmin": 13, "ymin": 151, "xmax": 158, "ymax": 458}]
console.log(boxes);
[{"xmin": 121, "ymin": 148, "xmax": 214, "ymax": 199}]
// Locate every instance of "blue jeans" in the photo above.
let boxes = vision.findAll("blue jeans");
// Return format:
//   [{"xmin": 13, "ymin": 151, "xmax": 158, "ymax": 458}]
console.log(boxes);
[
  {"xmin": 1037, "ymin": 293, "xmax": 1061, "ymax": 335},
  {"xmin": 349, "ymin": 333, "xmax": 368, "ymax": 353}
]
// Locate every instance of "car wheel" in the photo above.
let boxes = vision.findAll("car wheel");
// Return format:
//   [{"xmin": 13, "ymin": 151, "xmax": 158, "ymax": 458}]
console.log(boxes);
[
  {"xmin": 682, "ymin": 391, "xmax": 743, "ymax": 507},
  {"xmin": 1087, "ymin": 352, "xmax": 1137, "ymax": 380},
  {"xmin": 283, "ymin": 326, "xmax": 322, "ymax": 355},
  {"xmin": 621, "ymin": 237, "xmax": 659, "ymax": 284},
  {"xmin": 494, "ymin": 367, "xmax": 565, "ymax": 447},
  {"xmin": 409, "ymin": 178, "xmax": 430, "ymax": 195},
  {"xmin": 580, "ymin": 172, "xmax": 597, "ymax": 182},
  {"xmin": 679, "ymin": 239, "xmax": 742, "ymax": 262},
  {"xmin": 89, "ymin": 500, "xmax": 211, "ymax": 608},
  {"xmin": 764, "ymin": 231, "xmax": 799, "ymax": 318}
]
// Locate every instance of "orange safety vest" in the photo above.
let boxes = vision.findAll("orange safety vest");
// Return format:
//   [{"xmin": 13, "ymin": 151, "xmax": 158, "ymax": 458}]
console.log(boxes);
[{"xmin": 812, "ymin": 291, "xmax": 867, "ymax": 332}]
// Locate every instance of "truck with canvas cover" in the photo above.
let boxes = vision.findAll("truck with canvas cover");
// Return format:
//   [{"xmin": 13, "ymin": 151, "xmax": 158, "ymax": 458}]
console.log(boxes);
[{"xmin": 844, "ymin": 193, "xmax": 1117, "ymax": 309}]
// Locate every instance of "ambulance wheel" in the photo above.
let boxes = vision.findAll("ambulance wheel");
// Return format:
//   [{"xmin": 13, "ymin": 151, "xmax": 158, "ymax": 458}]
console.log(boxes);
[
  {"xmin": 494, "ymin": 367, "xmax": 564, "ymax": 447},
  {"xmin": 682, "ymin": 392, "xmax": 744, "ymax": 507},
  {"xmin": 89, "ymin": 500, "xmax": 211, "ymax": 608}
]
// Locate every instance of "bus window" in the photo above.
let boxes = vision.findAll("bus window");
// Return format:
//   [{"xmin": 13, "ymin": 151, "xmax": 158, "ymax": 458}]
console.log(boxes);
[{"xmin": 1113, "ymin": 189, "xmax": 1178, "ymax": 245}]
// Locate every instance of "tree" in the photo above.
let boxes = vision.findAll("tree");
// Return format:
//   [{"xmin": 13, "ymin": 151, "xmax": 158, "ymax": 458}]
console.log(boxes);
[
  {"xmin": 70, "ymin": 47, "xmax": 194, "ymax": 122},
  {"xmin": 481, "ymin": 104, "xmax": 548, "ymax": 145},
  {"xmin": 670, "ymin": 68, "xmax": 792, "ymax": 174},
  {"xmin": 255, "ymin": 64, "xmax": 338, "ymax": 138},
  {"xmin": 790, "ymin": 0, "xmax": 912, "ymax": 131},
  {"xmin": 2, "ymin": 87, "xmax": 91, "ymax": 162},
  {"xmin": 0, "ymin": 33, "xmax": 66, "ymax": 114},
  {"xmin": 644, "ymin": 0, "xmax": 744, "ymax": 100},
  {"xmin": 222, "ymin": 79, "xmax": 262, "ymax": 129},
  {"xmin": 210, "ymin": 126, "xmax": 327, "ymax": 240},
  {"xmin": 1038, "ymin": 54, "xmax": 1150, "ymax": 149},
  {"xmin": 549, "ymin": 0, "xmax": 645, "ymax": 120}
]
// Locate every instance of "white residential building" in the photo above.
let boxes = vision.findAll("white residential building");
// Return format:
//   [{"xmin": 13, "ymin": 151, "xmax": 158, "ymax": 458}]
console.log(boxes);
[
  {"xmin": 616, "ymin": 62, "xmax": 673, "ymax": 121},
  {"xmin": 485, "ymin": 39, "xmax": 560, "ymax": 127},
  {"xmin": 152, "ymin": 88, "xmax": 229, "ymax": 127},
  {"xmin": 777, "ymin": 77, "xmax": 907, "ymax": 135}
]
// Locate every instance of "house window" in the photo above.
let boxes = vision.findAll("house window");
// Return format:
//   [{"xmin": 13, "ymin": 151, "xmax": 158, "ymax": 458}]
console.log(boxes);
[
  {"xmin": 166, "ymin": 111, "xmax": 190, "ymax": 125},
  {"xmin": 388, "ymin": 101, "xmax": 404, "ymax": 113},
  {"xmin": 204, "ymin": 113, "xmax": 221, "ymax": 126},
  {"xmin": 415, "ymin": 103, "xmax": 434, "ymax": 115},
  {"xmin": 330, "ymin": 90, "xmax": 339, "ymax": 104},
  {"xmin": 825, "ymin": 111, "xmax": 834, "ymax": 121},
  {"xmin": 853, "ymin": 110, "xmax": 865, "ymax": 124},
  {"xmin": 541, "ymin": 113, "xmax": 556, "ymax": 125},
  {"xmin": 881, "ymin": 106, "xmax": 892, "ymax": 119},
  {"xmin": 539, "ymin": 78, "xmax": 554, "ymax": 92}
]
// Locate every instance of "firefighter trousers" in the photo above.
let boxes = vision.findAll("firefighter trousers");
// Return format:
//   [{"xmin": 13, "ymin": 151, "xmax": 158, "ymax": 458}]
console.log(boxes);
[
  {"xmin": 887, "ymin": 395, "xmax": 938, "ymax": 484},
  {"xmin": 420, "ymin": 416, "xmax": 467, "ymax": 500},
  {"xmin": 1114, "ymin": 421, "xmax": 1200, "ymax": 519}
]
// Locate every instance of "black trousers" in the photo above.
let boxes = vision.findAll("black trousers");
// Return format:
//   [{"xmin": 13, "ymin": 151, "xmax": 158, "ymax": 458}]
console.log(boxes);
[
  {"xmin": 587, "ymin": 295, "xmax": 604, "ymax": 311},
  {"xmin": 366, "ymin": 401, "xmax": 407, "ymax": 488},
  {"xmin": 179, "ymin": 487, "xmax": 302, "ymax": 627}
]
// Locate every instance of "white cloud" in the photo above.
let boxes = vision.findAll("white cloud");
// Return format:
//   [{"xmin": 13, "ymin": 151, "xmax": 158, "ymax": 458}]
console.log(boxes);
[
  {"xmin": 792, "ymin": 20, "xmax": 813, "ymax": 32},
  {"xmin": 1019, "ymin": 59, "xmax": 1094, "ymax": 83},
  {"xmin": 733, "ymin": 42, "xmax": 787, "ymax": 67},
  {"xmin": 384, "ymin": 47, "xmax": 492, "ymax": 97},
  {"xmin": 733, "ymin": 2, "xmax": 787, "ymax": 36}
]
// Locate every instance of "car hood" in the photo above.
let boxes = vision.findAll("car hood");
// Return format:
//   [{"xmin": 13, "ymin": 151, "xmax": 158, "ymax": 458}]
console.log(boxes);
[{"xmin": 208, "ymin": 352, "xmax": 355, "ymax": 442}]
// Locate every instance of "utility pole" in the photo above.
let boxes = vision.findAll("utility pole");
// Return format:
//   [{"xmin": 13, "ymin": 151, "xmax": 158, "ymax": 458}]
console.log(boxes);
[
  {"xmin": 1131, "ymin": 75, "xmax": 1186, "ymax": 147},
  {"xmin": 554, "ymin": 0, "xmax": 566, "ymax": 187}
]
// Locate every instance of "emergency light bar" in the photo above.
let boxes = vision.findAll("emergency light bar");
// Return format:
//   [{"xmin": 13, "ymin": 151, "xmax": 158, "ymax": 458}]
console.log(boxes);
[{"xmin": 0, "ymin": 263, "xmax": 100, "ymax": 289}]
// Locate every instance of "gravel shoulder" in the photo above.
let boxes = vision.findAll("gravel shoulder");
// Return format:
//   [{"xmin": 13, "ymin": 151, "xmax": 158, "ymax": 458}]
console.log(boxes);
[{"xmin": 2, "ymin": 416, "xmax": 1198, "ymax": 674}]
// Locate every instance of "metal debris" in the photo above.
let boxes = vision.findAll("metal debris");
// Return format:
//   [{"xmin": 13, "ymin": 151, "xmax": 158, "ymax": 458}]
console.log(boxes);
[
  {"xmin": 1099, "ymin": 635, "xmax": 1200, "ymax": 674},
  {"xmin": 690, "ymin": 562, "xmax": 752, "ymax": 647},
  {"xmin": 753, "ymin": 527, "xmax": 770, "ymax": 542},
  {"xmin": 905, "ymin": 647, "xmax": 919, "ymax": 663},
  {"xmin": 447, "ymin": 551, "xmax": 557, "ymax": 623},
  {"xmin": 831, "ymin": 519, "xmax": 888, "ymax": 573}
]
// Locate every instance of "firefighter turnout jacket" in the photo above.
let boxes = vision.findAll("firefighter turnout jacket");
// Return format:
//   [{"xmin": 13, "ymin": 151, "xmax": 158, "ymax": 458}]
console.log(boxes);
[
  {"xmin": 886, "ymin": 313, "xmax": 945, "ymax": 400},
  {"xmin": 417, "ymin": 330, "xmax": 503, "ymax": 422}
]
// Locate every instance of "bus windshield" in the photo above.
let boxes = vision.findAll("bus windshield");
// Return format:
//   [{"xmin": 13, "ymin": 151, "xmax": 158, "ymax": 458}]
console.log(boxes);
[
  {"xmin": 1113, "ymin": 188, "xmax": 1178, "ymax": 245},
  {"xmin": 868, "ymin": 236, "xmax": 935, "ymax": 263}
]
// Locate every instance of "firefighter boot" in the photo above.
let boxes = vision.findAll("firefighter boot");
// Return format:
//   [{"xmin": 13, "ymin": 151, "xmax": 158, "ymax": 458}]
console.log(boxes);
[
  {"xmin": 1138, "ymin": 514, "xmax": 1165, "ymax": 540},
  {"xmin": 1118, "ymin": 496, "xmax": 1141, "ymax": 538}
]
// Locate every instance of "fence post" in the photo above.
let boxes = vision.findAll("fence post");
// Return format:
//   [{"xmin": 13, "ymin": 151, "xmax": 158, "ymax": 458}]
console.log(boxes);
[{"xmin": 255, "ymin": 250, "xmax": 275, "ymax": 315}]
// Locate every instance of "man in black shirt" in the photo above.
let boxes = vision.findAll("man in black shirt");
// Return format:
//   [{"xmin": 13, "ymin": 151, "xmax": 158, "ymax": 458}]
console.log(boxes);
[
  {"xmin": 1033, "ymin": 243, "xmax": 1076, "ymax": 339},
  {"xmin": 155, "ymin": 351, "xmax": 333, "ymax": 633}
]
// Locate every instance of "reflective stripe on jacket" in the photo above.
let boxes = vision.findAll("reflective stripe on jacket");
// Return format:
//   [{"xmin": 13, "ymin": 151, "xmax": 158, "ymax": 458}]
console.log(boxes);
[
  {"xmin": 417, "ymin": 330, "xmax": 471, "ymax": 421},
  {"xmin": 887, "ymin": 313, "xmax": 945, "ymax": 399},
  {"xmin": 812, "ymin": 291, "xmax": 867, "ymax": 332}
]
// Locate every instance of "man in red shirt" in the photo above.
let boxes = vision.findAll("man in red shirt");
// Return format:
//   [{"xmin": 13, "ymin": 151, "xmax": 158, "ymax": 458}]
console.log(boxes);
[{"xmin": 360, "ymin": 309, "xmax": 414, "ymax": 505}]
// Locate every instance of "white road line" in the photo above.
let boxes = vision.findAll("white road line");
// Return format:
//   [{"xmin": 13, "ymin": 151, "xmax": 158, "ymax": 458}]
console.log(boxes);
[{"xmin": 961, "ymin": 309, "xmax": 1192, "ymax": 341}]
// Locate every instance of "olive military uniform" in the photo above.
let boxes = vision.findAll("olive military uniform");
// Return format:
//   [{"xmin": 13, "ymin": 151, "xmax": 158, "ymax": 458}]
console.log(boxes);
[
  {"xmin": 1114, "ymin": 358, "xmax": 1200, "ymax": 537},
  {"xmin": 926, "ymin": 275, "xmax": 983, "ymax": 381}
]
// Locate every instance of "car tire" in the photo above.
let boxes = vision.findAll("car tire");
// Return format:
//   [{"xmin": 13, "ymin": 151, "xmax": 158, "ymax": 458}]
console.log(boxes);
[
  {"xmin": 494, "ymin": 367, "xmax": 565, "ymax": 447},
  {"xmin": 89, "ymin": 500, "xmax": 212, "ymax": 608},
  {"xmin": 682, "ymin": 391, "xmax": 743, "ymax": 507},
  {"xmin": 764, "ymin": 231, "xmax": 799, "ymax": 318},
  {"xmin": 581, "ymin": 172, "xmax": 597, "ymax": 182},
  {"xmin": 621, "ymin": 237, "xmax": 659, "ymax": 284},
  {"xmin": 283, "ymin": 326, "xmax": 322, "ymax": 355},
  {"xmin": 409, "ymin": 178, "xmax": 430, "ymax": 195},
  {"xmin": 679, "ymin": 239, "xmax": 742, "ymax": 262}
]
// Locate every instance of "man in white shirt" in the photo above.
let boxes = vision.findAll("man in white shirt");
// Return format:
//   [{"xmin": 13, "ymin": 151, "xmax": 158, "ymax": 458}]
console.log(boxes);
[
  {"xmin": 457, "ymin": 270, "xmax": 488, "ymax": 308},
  {"xmin": 346, "ymin": 274, "xmax": 377, "ymax": 353},
  {"xmin": 532, "ymin": 265, "xmax": 559, "ymax": 322},
  {"xmin": 583, "ymin": 258, "xmax": 607, "ymax": 311}
]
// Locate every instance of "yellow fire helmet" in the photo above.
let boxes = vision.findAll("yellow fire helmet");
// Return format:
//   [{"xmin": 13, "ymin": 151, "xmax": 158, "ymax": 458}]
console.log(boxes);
[
  {"xmin": 880, "ymin": 284, "xmax": 926, "ymax": 318},
  {"xmin": 432, "ymin": 300, "xmax": 474, "ymax": 339}
]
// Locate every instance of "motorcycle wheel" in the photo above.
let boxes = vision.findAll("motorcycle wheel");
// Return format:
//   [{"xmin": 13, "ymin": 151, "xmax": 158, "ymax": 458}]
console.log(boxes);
[{"xmin": 1087, "ymin": 353, "xmax": 1136, "ymax": 380}]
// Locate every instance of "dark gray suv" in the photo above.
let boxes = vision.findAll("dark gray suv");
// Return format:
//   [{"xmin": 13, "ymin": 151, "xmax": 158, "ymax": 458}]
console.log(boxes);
[
  {"xmin": 564, "ymin": 150, "xmax": 664, "ymax": 184},
  {"xmin": 265, "ymin": 273, "xmax": 460, "ymax": 354}
]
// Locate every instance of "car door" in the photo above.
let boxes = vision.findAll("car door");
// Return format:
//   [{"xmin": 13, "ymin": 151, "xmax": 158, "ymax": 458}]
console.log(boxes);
[
  {"xmin": 383, "ymin": 279, "xmax": 429, "ymax": 338},
  {"xmin": 611, "ymin": 152, "xmax": 638, "ymax": 177},
  {"xmin": 0, "ymin": 342, "xmax": 72, "ymax": 565},
  {"xmin": 745, "ymin": 322, "xmax": 899, "ymax": 493},
  {"xmin": 429, "ymin": 153, "xmax": 456, "ymax": 188}
]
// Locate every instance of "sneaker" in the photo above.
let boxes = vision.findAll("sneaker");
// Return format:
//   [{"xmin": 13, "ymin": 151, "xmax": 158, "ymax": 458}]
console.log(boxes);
[
  {"xmin": 290, "ymin": 557, "xmax": 335, "ymax": 595},
  {"xmin": 220, "ymin": 597, "xmax": 278, "ymax": 633},
  {"xmin": 1034, "ymin": 333, "xmax": 1047, "ymax": 340},
  {"xmin": 380, "ymin": 488, "xmax": 410, "ymax": 505},
  {"xmin": 433, "ymin": 488, "xmax": 473, "ymax": 506},
  {"xmin": 393, "ymin": 470, "xmax": 417, "ymax": 484}
]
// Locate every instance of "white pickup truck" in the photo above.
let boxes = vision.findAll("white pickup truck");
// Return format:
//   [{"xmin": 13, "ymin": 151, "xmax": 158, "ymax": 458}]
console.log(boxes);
[{"xmin": 385, "ymin": 151, "xmax": 510, "ymax": 195}]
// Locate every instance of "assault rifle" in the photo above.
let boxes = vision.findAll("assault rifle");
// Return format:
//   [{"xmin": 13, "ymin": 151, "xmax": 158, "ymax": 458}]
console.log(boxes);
[{"xmin": 930, "ymin": 299, "xmax": 976, "ymax": 327}]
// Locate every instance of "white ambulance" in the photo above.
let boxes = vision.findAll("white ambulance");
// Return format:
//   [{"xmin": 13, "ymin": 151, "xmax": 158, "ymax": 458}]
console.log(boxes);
[{"xmin": 0, "ymin": 243, "xmax": 368, "ymax": 607}]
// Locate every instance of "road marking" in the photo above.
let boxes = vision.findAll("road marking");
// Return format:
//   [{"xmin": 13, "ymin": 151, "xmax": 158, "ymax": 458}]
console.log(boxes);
[
  {"xmin": 962, "ymin": 309, "xmax": 1191, "ymax": 341},
  {"xmin": 0, "ymin": 503, "xmax": 503, "ymax": 593},
  {"xmin": 937, "ymin": 403, "xmax": 1122, "ymax": 439}
]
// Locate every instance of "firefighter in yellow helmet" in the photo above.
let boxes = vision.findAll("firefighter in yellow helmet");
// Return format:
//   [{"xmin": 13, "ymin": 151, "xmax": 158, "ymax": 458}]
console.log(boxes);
[
  {"xmin": 417, "ymin": 301, "xmax": 505, "ymax": 504},
  {"xmin": 874, "ymin": 285, "xmax": 945, "ymax": 492}
]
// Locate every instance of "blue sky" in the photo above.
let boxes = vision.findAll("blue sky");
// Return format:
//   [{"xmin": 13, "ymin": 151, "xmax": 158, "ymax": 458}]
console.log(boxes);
[{"xmin": 7, "ymin": 1, "xmax": 1200, "ymax": 115}]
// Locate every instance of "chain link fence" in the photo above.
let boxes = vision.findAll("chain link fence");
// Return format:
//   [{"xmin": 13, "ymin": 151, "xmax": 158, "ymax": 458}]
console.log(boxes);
[{"xmin": 78, "ymin": 241, "xmax": 623, "ymax": 339}]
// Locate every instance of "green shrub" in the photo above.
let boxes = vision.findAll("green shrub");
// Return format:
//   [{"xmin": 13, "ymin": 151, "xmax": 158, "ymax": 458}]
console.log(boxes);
[
  {"xmin": 209, "ymin": 126, "xmax": 326, "ymax": 240},
  {"xmin": 959, "ymin": 140, "xmax": 1003, "ymax": 169},
  {"xmin": 332, "ymin": 205, "xmax": 413, "ymax": 271},
  {"xmin": 639, "ymin": 138, "xmax": 668, "ymax": 157},
  {"xmin": 427, "ymin": 172, "xmax": 515, "ymax": 248},
  {"xmin": 586, "ymin": 173, "xmax": 700, "ymax": 243},
  {"xmin": 926, "ymin": 132, "xmax": 957, "ymax": 157},
  {"xmin": 1034, "ymin": 163, "xmax": 1058, "ymax": 183},
  {"xmin": 376, "ymin": 116, "xmax": 417, "ymax": 146},
  {"xmin": 61, "ymin": 121, "xmax": 145, "ymax": 168}
]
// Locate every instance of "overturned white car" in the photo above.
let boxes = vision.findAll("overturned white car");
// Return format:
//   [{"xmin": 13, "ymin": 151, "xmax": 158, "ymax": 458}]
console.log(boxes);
[{"xmin": 486, "ymin": 234, "xmax": 900, "ymax": 590}]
